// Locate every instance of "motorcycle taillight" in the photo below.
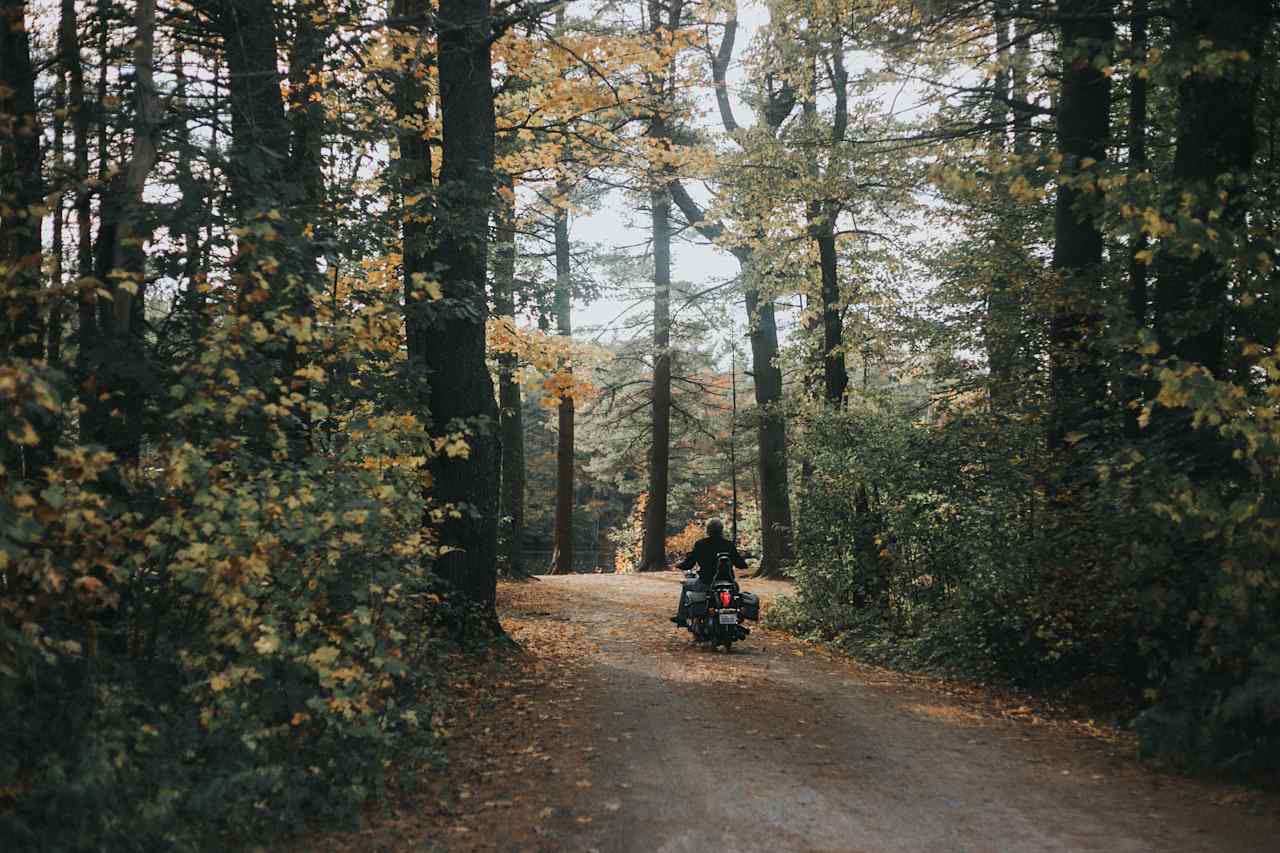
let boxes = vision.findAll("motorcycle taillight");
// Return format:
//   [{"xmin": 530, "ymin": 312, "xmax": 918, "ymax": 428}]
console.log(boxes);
[{"xmin": 720, "ymin": 590, "xmax": 731, "ymax": 607}]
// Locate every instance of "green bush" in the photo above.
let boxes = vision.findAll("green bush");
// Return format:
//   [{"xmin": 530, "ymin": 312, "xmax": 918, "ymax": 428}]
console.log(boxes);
[{"xmin": 786, "ymin": 392, "xmax": 1280, "ymax": 772}]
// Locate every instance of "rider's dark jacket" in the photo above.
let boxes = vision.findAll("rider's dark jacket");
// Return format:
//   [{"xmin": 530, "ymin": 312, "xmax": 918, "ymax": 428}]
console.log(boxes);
[{"xmin": 678, "ymin": 535, "xmax": 747, "ymax": 585}]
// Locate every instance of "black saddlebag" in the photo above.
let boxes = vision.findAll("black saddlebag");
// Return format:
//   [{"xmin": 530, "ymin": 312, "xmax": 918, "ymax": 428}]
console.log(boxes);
[
  {"xmin": 739, "ymin": 591, "xmax": 760, "ymax": 621},
  {"xmin": 685, "ymin": 590, "xmax": 708, "ymax": 617}
]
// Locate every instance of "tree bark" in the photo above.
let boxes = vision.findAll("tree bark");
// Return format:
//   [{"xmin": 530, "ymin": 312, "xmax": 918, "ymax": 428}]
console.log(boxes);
[
  {"xmin": 984, "ymin": 0, "xmax": 1022, "ymax": 415},
  {"xmin": 1124, "ymin": 0, "xmax": 1149, "ymax": 437},
  {"xmin": 47, "ymin": 49, "xmax": 66, "ymax": 368},
  {"xmin": 65, "ymin": 0, "xmax": 100, "ymax": 454},
  {"xmin": 417, "ymin": 0, "xmax": 501, "ymax": 622},
  {"xmin": 0, "ymin": 0, "xmax": 48, "ymax": 478},
  {"xmin": 493, "ymin": 180, "xmax": 525, "ymax": 577},
  {"xmin": 173, "ymin": 49, "xmax": 208, "ymax": 342},
  {"xmin": 800, "ymin": 40, "xmax": 849, "ymax": 408},
  {"xmin": 640, "ymin": 184, "xmax": 673, "ymax": 571},
  {"xmin": 744, "ymin": 280, "xmax": 794, "ymax": 575},
  {"xmin": 391, "ymin": 0, "xmax": 432, "ymax": 381},
  {"xmin": 1155, "ymin": 0, "xmax": 1270, "ymax": 379},
  {"xmin": 1047, "ymin": 0, "xmax": 1113, "ymax": 451},
  {"xmin": 0, "ymin": 0, "xmax": 44, "ymax": 362},
  {"xmin": 214, "ymin": 0, "xmax": 315, "ymax": 459},
  {"xmin": 812, "ymin": 202, "xmax": 847, "ymax": 405},
  {"xmin": 551, "ymin": 198, "xmax": 575, "ymax": 574},
  {"xmin": 283, "ymin": 0, "xmax": 329, "ymax": 457}
]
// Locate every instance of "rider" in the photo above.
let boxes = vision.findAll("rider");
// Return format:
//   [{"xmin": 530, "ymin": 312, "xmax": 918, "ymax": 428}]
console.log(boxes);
[{"xmin": 670, "ymin": 518, "xmax": 747, "ymax": 626}]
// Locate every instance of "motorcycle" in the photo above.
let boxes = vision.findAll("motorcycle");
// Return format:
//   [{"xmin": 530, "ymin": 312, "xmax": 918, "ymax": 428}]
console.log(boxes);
[{"xmin": 679, "ymin": 554, "xmax": 761, "ymax": 651}]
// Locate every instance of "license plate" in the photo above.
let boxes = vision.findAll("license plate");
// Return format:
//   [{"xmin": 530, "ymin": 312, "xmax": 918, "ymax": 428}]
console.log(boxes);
[{"xmin": 718, "ymin": 612, "xmax": 739, "ymax": 625}]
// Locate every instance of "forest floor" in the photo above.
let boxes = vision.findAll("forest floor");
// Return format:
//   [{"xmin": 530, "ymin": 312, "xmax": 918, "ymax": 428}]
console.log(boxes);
[{"xmin": 308, "ymin": 573, "xmax": 1280, "ymax": 852}]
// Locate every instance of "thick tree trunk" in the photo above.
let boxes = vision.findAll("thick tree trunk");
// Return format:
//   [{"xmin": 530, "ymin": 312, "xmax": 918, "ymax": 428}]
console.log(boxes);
[
  {"xmin": 0, "ymin": 0, "xmax": 44, "ymax": 362},
  {"xmin": 1155, "ymin": 0, "xmax": 1269, "ymax": 379},
  {"xmin": 214, "ymin": 0, "xmax": 316, "ymax": 459},
  {"xmin": 1047, "ymin": 0, "xmax": 1113, "ymax": 451},
  {"xmin": 745, "ymin": 282, "xmax": 794, "ymax": 576},
  {"xmin": 492, "ymin": 183, "xmax": 525, "ymax": 577},
  {"xmin": 640, "ymin": 185, "xmax": 673, "ymax": 571},
  {"xmin": 551, "ymin": 201, "xmax": 575, "ymax": 574},
  {"xmin": 216, "ymin": 0, "xmax": 292, "ymax": 436},
  {"xmin": 417, "ymin": 0, "xmax": 501, "ymax": 621}
]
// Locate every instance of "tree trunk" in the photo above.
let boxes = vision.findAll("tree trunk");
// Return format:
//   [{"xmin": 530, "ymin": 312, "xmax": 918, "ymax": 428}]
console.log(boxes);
[
  {"xmin": 1155, "ymin": 0, "xmax": 1269, "ymax": 379},
  {"xmin": 697, "ymin": 5, "xmax": 794, "ymax": 576},
  {"xmin": 47, "ymin": 50, "xmax": 66, "ymax": 368},
  {"xmin": 65, "ymin": 0, "xmax": 99, "ymax": 453},
  {"xmin": 86, "ymin": 0, "xmax": 161, "ymax": 463},
  {"xmin": 639, "ymin": 0, "xmax": 684, "ymax": 572},
  {"xmin": 640, "ymin": 184, "xmax": 673, "ymax": 571},
  {"xmin": 814, "ymin": 204, "xmax": 847, "ymax": 405},
  {"xmin": 1124, "ymin": 0, "xmax": 1149, "ymax": 437},
  {"xmin": 215, "ymin": 0, "xmax": 315, "ymax": 459},
  {"xmin": 1047, "ymin": 0, "xmax": 1113, "ymax": 451},
  {"xmin": 984, "ymin": 0, "xmax": 1022, "ymax": 415},
  {"xmin": 822, "ymin": 46, "xmax": 849, "ymax": 406},
  {"xmin": 745, "ymin": 281, "xmax": 794, "ymax": 576},
  {"xmin": 391, "ymin": 0, "xmax": 432, "ymax": 383},
  {"xmin": 289, "ymin": 1, "xmax": 327, "ymax": 230},
  {"xmin": 665, "ymin": 179, "xmax": 795, "ymax": 577},
  {"xmin": 417, "ymin": 0, "xmax": 501, "ymax": 622},
  {"xmin": 173, "ymin": 49, "xmax": 207, "ymax": 342},
  {"xmin": 492, "ymin": 181, "xmax": 525, "ymax": 577},
  {"xmin": 282, "ymin": 0, "xmax": 329, "ymax": 455},
  {"xmin": 551, "ymin": 199, "xmax": 575, "ymax": 574},
  {"xmin": 0, "ymin": 0, "xmax": 48, "ymax": 477},
  {"xmin": 0, "ymin": 0, "xmax": 43, "ymax": 362}
]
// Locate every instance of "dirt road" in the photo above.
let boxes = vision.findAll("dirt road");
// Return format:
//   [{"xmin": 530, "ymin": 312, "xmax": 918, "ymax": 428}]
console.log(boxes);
[
  {"xmin": 330, "ymin": 573, "xmax": 1279, "ymax": 852},
  {"xmin": 487, "ymin": 573, "xmax": 1280, "ymax": 853}
]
